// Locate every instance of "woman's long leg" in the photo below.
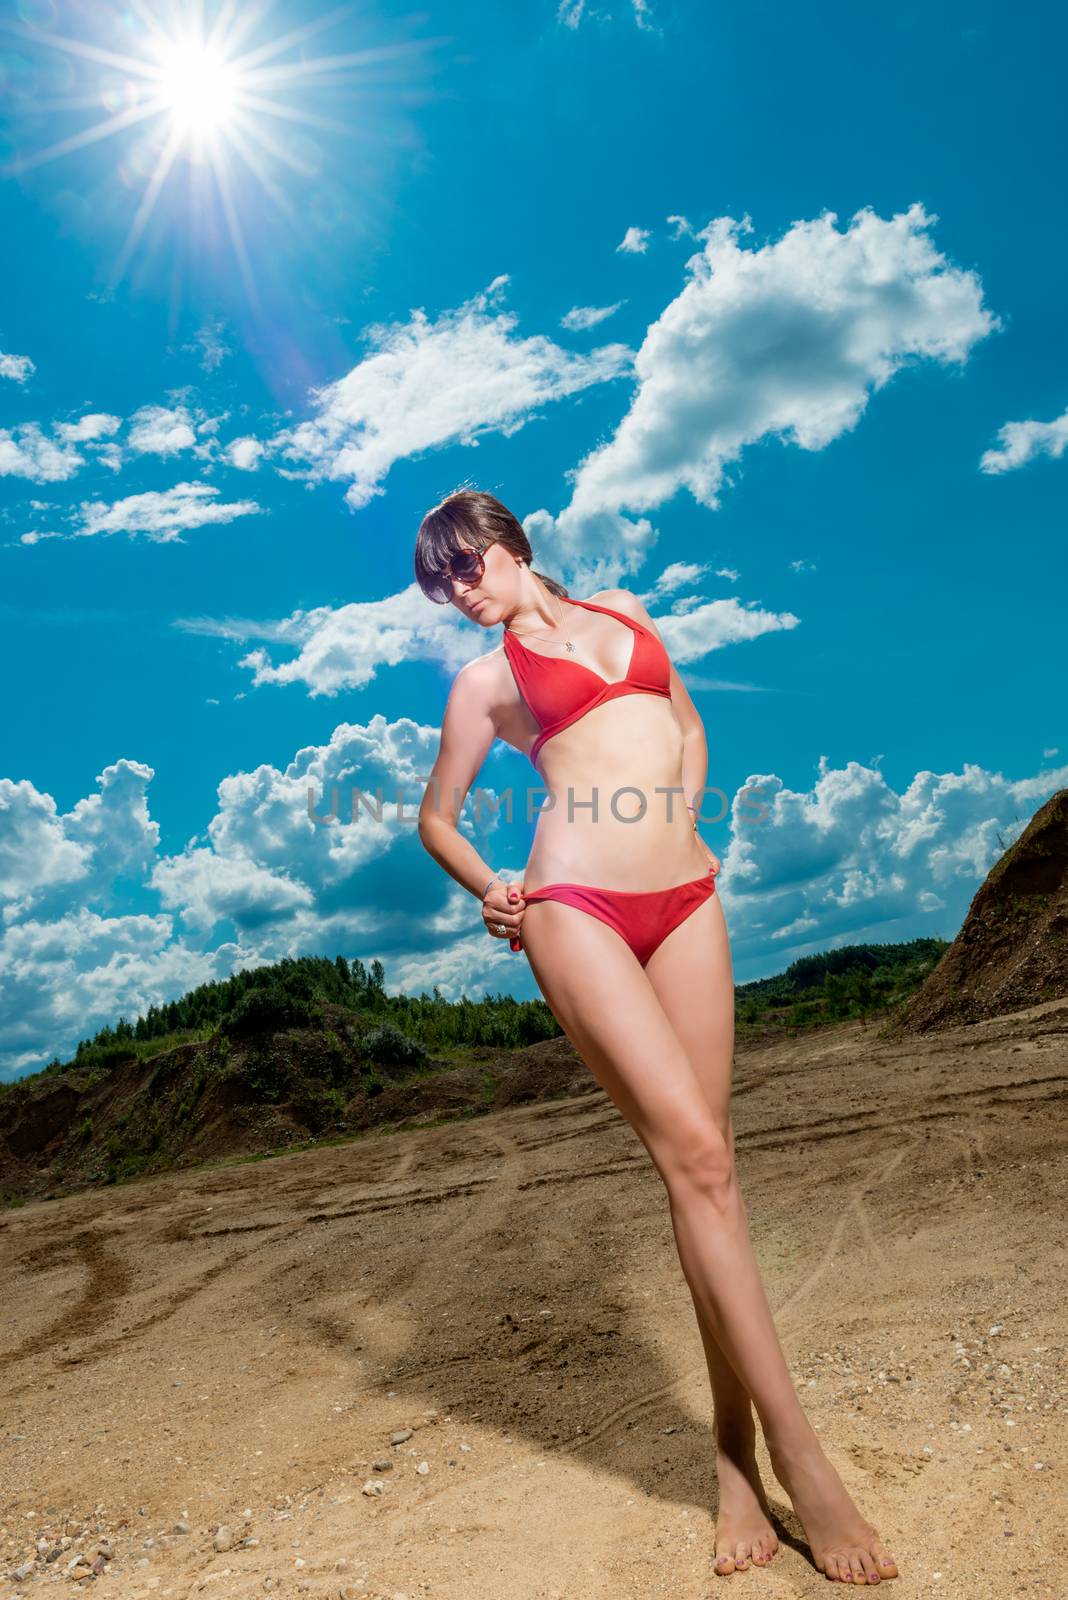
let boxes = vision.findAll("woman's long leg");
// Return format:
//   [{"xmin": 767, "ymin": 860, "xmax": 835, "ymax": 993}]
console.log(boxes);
[
  {"xmin": 643, "ymin": 892, "xmax": 778, "ymax": 1573},
  {"xmin": 521, "ymin": 896, "xmax": 899, "ymax": 1585}
]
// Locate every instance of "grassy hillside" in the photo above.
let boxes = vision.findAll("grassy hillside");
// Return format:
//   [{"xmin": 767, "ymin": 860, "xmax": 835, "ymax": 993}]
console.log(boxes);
[{"xmin": 0, "ymin": 939, "xmax": 945, "ymax": 1205}]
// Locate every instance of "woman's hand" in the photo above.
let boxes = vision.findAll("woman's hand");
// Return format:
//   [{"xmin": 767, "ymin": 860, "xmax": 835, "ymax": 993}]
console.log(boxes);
[
  {"xmin": 482, "ymin": 880, "xmax": 526, "ymax": 946},
  {"xmin": 694, "ymin": 835, "xmax": 722, "ymax": 876}
]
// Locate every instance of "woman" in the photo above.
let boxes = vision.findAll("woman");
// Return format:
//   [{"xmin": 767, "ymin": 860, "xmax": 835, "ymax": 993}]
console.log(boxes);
[{"xmin": 415, "ymin": 488, "xmax": 899, "ymax": 1585}]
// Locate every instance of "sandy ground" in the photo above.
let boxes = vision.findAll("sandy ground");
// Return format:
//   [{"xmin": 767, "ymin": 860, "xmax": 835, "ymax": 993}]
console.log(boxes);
[{"xmin": 1, "ymin": 999, "xmax": 1065, "ymax": 1600}]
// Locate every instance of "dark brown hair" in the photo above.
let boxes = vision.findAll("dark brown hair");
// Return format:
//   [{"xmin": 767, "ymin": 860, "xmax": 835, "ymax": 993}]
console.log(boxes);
[{"xmin": 414, "ymin": 485, "xmax": 568, "ymax": 603}]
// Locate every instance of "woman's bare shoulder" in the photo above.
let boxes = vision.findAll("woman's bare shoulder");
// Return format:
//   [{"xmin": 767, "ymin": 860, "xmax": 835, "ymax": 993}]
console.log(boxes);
[
  {"xmin": 592, "ymin": 587, "xmax": 661, "ymax": 632},
  {"xmin": 450, "ymin": 641, "xmax": 510, "ymax": 704}
]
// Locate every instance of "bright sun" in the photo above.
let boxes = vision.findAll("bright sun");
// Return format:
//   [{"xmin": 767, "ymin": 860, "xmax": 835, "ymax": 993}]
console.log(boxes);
[
  {"xmin": 155, "ymin": 41, "xmax": 240, "ymax": 137},
  {"xmin": 1, "ymin": 4, "xmax": 434, "ymax": 292}
]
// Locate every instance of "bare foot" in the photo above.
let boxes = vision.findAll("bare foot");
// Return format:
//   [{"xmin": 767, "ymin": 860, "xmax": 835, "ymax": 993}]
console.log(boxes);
[
  {"xmin": 766, "ymin": 1429, "xmax": 899, "ymax": 1583},
  {"xmin": 712, "ymin": 1436, "xmax": 780, "ymax": 1576}
]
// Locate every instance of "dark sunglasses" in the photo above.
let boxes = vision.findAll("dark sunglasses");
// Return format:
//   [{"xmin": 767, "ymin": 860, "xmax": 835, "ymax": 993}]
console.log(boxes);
[{"xmin": 426, "ymin": 541, "xmax": 494, "ymax": 604}]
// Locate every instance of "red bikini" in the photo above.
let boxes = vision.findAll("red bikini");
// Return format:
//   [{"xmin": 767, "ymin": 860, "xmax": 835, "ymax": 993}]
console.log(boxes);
[
  {"xmin": 503, "ymin": 594, "xmax": 673, "ymax": 766},
  {"xmin": 502, "ymin": 595, "xmax": 717, "ymax": 964}
]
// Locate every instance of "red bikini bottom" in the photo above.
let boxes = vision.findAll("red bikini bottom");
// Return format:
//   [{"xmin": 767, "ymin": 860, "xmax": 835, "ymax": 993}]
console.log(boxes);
[{"xmin": 511, "ymin": 864, "xmax": 716, "ymax": 967}]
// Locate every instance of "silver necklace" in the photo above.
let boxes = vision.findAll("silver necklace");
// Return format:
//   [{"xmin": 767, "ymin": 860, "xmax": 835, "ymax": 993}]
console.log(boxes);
[{"xmin": 506, "ymin": 601, "xmax": 576, "ymax": 652}]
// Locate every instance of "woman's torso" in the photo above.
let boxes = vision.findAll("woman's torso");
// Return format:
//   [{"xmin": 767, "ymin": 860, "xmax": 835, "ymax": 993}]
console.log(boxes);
[{"xmin": 487, "ymin": 596, "xmax": 710, "ymax": 894}]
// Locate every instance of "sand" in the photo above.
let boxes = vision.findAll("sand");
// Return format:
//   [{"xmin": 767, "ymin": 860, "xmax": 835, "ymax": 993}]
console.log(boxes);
[{"xmin": 1, "ymin": 998, "xmax": 1065, "ymax": 1599}]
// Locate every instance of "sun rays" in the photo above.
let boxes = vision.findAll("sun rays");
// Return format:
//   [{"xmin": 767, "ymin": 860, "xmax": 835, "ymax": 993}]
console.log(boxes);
[{"xmin": 0, "ymin": 1, "xmax": 440, "ymax": 295}]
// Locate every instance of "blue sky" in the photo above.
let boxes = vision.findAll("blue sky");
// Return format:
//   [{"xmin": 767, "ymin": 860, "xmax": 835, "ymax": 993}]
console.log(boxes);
[{"xmin": 1, "ymin": 0, "xmax": 1065, "ymax": 1080}]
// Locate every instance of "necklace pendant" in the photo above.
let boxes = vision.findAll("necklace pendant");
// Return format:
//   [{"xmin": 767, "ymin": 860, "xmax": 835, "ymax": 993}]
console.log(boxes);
[{"xmin": 565, "ymin": 640, "xmax": 575, "ymax": 653}]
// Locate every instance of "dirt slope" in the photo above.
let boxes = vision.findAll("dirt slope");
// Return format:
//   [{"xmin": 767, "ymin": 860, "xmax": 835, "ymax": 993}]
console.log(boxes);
[
  {"xmin": 0, "ymin": 1011, "xmax": 589, "ymax": 1206},
  {"xmin": 2, "ymin": 999, "xmax": 1065, "ymax": 1599},
  {"xmin": 888, "ymin": 787, "xmax": 1068, "ymax": 1034}
]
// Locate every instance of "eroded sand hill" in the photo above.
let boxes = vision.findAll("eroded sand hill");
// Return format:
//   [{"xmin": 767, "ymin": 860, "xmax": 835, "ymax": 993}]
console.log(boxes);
[{"xmin": 2, "ymin": 1000, "xmax": 1065, "ymax": 1599}]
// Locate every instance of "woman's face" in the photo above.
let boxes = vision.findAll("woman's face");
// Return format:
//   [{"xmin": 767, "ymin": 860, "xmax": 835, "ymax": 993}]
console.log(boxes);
[{"xmin": 448, "ymin": 539, "xmax": 520, "ymax": 624}]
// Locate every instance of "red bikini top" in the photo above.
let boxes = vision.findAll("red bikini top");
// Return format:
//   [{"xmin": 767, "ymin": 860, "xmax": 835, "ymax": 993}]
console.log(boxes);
[{"xmin": 503, "ymin": 595, "xmax": 672, "ymax": 765}]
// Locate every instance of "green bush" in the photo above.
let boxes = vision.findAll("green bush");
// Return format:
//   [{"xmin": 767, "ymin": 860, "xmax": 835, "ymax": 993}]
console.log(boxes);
[
  {"xmin": 362, "ymin": 1021, "xmax": 429, "ymax": 1075},
  {"xmin": 221, "ymin": 986, "xmax": 315, "ymax": 1039}
]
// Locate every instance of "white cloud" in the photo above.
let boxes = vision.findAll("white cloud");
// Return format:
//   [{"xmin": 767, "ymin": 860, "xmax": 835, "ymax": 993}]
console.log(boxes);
[
  {"xmin": 179, "ymin": 582, "xmax": 479, "ymax": 696},
  {"xmin": 264, "ymin": 274, "xmax": 633, "ymax": 511},
  {"xmin": 0, "ymin": 779, "xmax": 91, "ymax": 907},
  {"xmin": 19, "ymin": 481, "xmax": 265, "ymax": 544},
  {"xmin": 644, "ymin": 560, "xmax": 712, "ymax": 596},
  {"xmin": 716, "ymin": 757, "xmax": 1068, "ymax": 977},
  {"xmin": 227, "ymin": 435, "xmax": 265, "ymax": 470},
  {"xmin": 0, "ymin": 761, "xmax": 159, "ymax": 919},
  {"xmin": 617, "ymin": 225, "xmax": 652, "ymax": 254},
  {"xmin": 0, "ymin": 423, "xmax": 87, "ymax": 482},
  {"xmin": 525, "ymin": 202, "xmax": 1000, "ymax": 592},
  {"xmin": 150, "ymin": 716, "xmax": 456, "ymax": 936},
  {"xmin": 186, "ymin": 579, "xmax": 795, "ymax": 699},
  {"xmin": 3, "ymin": 733, "xmax": 1064, "ymax": 1076},
  {"xmin": 0, "ymin": 761, "xmax": 197, "ymax": 1075},
  {"xmin": 0, "ymin": 904, "xmax": 243, "ymax": 1081},
  {"xmin": 54, "ymin": 413, "xmax": 123, "ymax": 444},
  {"xmin": 654, "ymin": 597, "xmax": 799, "ymax": 662},
  {"xmin": 0, "ymin": 398, "xmax": 224, "ymax": 485},
  {"xmin": 0, "ymin": 349, "xmax": 36, "ymax": 382},
  {"xmin": 126, "ymin": 402, "xmax": 218, "ymax": 459},
  {"xmin": 561, "ymin": 301, "xmax": 627, "ymax": 331},
  {"xmin": 0, "ymin": 716, "xmax": 512, "ymax": 1078},
  {"xmin": 979, "ymin": 404, "xmax": 1068, "ymax": 473},
  {"xmin": 183, "ymin": 314, "xmax": 232, "ymax": 373}
]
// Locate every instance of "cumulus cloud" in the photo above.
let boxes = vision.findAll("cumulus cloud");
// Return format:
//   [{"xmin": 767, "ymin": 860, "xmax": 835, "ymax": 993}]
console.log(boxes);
[
  {"xmin": 644, "ymin": 560, "xmax": 712, "ymax": 596},
  {"xmin": 0, "ymin": 904, "xmax": 243, "ymax": 1082},
  {"xmin": 54, "ymin": 413, "xmax": 123, "ymax": 444},
  {"xmin": 979, "ymin": 403, "xmax": 1068, "ymax": 473},
  {"xmin": 654, "ymin": 597, "xmax": 799, "ymax": 662},
  {"xmin": 226, "ymin": 436, "xmax": 266, "ymax": 470},
  {"xmin": 617, "ymin": 225, "xmax": 652, "ymax": 254},
  {"xmin": 526, "ymin": 202, "xmax": 1000, "ymax": 592},
  {"xmin": 182, "ymin": 580, "xmax": 794, "ymax": 698},
  {"xmin": 263, "ymin": 275, "xmax": 632, "ymax": 511},
  {"xmin": 0, "ymin": 348, "xmax": 36, "ymax": 382},
  {"xmin": 2, "ymin": 732, "xmax": 1064, "ymax": 1077},
  {"xmin": 150, "ymin": 716, "xmax": 462, "ymax": 937},
  {"xmin": 0, "ymin": 761, "xmax": 159, "ymax": 919},
  {"xmin": 125, "ymin": 401, "xmax": 224, "ymax": 459},
  {"xmin": 0, "ymin": 762, "xmax": 200, "ymax": 1077},
  {"xmin": 0, "ymin": 717, "xmax": 513, "ymax": 1079},
  {"xmin": 132, "ymin": 749, "xmax": 1068, "ymax": 1004},
  {"xmin": 1, "ymin": 397, "xmax": 225, "ymax": 489},
  {"xmin": 716, "ymin": 757, "xmax": 1068, "ymax": 978},
  {"xmin": 0, "ymin": 422, "xmax": 87, "ymax": 483},
  {"xmin": 176, "ymin": 583, "xmax": 476, "ymax": 695},
  {"xmin": 19, "ymin": 481, "xmax": 264, "ymax": 545}
]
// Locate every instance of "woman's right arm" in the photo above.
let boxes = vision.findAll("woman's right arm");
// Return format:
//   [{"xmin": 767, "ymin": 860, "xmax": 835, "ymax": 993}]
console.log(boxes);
[{"xmin": 417, "ymin": 663, "xmax": 522, "ymax": 914}]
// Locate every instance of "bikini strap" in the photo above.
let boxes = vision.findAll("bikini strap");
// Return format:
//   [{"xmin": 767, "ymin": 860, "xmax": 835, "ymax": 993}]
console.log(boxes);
[{"xmin": 561, "ymin": 594, "xmax": 650, "ymax": 636}]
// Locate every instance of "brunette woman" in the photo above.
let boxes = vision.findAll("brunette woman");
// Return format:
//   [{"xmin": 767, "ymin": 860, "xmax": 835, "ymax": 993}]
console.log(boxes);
[{"xmin": 415, "ymin": 488, "xmax": 899, "ymax": 1584}]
